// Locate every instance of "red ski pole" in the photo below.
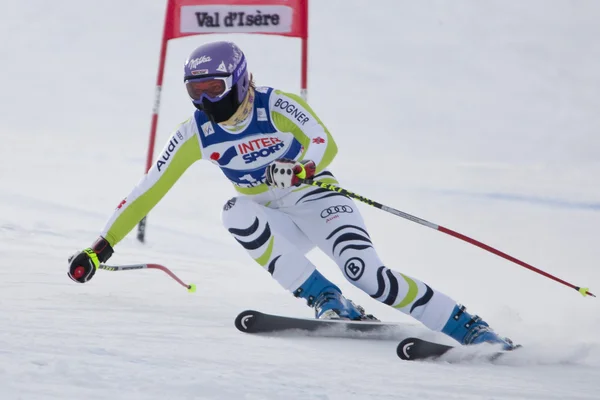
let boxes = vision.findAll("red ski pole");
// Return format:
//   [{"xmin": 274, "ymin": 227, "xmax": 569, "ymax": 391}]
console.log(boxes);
[
  {"xmin": 300, "ymin": 179, "xmax": 595, "ymax": 298},
  {"xmin": 99, "ymin": 263, "xmax": 196, "ymax": 293}
]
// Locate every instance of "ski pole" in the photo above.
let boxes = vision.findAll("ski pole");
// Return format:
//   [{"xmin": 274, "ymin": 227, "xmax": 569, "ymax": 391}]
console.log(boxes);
[
  {"xmin": 298, "ymin": 179, "xmax": 595, "ymax": 298},
  {"xmin": 99, "ymin": 263, "xmax": 196, "ymax": 293}
]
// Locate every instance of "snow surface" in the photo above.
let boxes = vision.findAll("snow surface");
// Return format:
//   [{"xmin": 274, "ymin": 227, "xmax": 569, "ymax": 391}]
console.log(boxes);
[{"xmin": 2, "ymin": 0, "xmax": 600, "ymax": 399}]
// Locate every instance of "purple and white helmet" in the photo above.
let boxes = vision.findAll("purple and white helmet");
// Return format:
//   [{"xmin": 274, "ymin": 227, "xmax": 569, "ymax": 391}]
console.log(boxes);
[{"xmin": 184, "ymin": 41, "xmax": 250, "ymax": 123}]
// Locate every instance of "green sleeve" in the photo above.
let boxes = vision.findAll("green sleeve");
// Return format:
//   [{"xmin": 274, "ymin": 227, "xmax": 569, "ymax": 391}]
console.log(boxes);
[
  {"xmin": 101, "ymin": 128, "xmax": 202, "ymax": 247},
  {"xmin": 270, "ymin": 90, "xmax": 337, "ymax": 173}
]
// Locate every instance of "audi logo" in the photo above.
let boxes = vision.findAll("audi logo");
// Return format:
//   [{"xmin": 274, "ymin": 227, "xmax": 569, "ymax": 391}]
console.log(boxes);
[{"xmin": 320, "ymin": 205, "xmax": 354, "ymax": 218}]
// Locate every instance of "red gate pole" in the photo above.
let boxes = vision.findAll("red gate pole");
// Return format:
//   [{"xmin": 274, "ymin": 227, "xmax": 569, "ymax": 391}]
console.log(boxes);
[
  {"xmin": 137, "ymin": 0, "xmax": 175, "ymax": 243},
  {"xmin": 300, "ymin": 0, "xmax": 308, "ymax": 101}
]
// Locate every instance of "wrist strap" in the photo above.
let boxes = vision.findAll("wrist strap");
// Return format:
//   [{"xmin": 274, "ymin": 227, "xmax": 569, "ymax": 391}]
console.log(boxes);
[
  {"xmin": 83, "ymin": 248, "xmax": 100, "ymax": 269},
  {"xmin": 91, "ymin": 237, "xmax": 114, "ymax": 263}
]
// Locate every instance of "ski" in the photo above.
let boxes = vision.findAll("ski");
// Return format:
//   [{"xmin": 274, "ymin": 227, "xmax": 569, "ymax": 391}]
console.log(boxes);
[
  {"xmin": 397, "ymin": 338, "xmax": 454, "ymax": 360},
  {"xmin": 236, "ymin": 311, "xmax": 514, "ymax": 362},
  {"xmin": 397, "ymin": 337, "xmax": 511, "ymax": 362},
  {"xmin": 235, "ymin": 310, "xmax": 403, "ymax": 337}
]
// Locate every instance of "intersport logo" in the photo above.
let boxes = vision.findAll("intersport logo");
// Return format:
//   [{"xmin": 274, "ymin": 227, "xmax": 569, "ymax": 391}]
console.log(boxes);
[
  {"xmin": 238, "ymin": 137, "xmax": 285, "ymax": 164},
  {"xmin": 180, "ymin": 5, "xmax": 293, "ymax": 34}
]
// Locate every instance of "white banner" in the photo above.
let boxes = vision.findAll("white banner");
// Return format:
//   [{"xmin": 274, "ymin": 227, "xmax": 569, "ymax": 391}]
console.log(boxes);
[{"xmin": 180, "ymin": 5, "xmax": 293, "ymax": 34}]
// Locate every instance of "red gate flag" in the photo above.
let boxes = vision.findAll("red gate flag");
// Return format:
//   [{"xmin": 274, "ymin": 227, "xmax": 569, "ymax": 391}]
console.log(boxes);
[{"xmin": 137, "ymin": 0, "xmax": 309, "ymax": 242}]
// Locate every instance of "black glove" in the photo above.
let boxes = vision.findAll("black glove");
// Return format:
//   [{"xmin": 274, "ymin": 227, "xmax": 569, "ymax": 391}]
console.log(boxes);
[
  {"xmin": 68, "ymin": 237, "xmax": 114, "ymax": 283},
  {"xmin": 265, "ymin": 159, "xmax": 316, "ymax": 188}
]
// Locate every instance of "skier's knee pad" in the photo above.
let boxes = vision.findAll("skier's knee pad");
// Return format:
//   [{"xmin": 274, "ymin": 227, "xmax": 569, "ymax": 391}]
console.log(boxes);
[{"xmin": 221, "ymin": 196, "xmax": 258, "ymax": 230}]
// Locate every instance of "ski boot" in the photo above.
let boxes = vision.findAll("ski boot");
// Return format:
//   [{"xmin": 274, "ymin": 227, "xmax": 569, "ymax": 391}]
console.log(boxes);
[
  {"xmin": 294, "ymin": 270, "xmax": 377, "ymax": 321},
  {"xmin": 442, "ymin": 305, "xmax": 517, "ymax": 350}
]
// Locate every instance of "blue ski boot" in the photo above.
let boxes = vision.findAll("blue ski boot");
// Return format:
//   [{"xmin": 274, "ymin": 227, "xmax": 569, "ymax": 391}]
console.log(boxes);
[
  {"xmin": 442, "ymin": 305, "xmax": 517, "ymax": 350},
  {"xmin": 294, "ymin": 270, "xmax": 375, "ymax": 320}
]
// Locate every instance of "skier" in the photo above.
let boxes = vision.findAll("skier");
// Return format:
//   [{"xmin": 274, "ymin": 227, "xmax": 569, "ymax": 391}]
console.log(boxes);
[{"xmin": 67, "ymin": 41, "xmax": 516, "ymax": 349}]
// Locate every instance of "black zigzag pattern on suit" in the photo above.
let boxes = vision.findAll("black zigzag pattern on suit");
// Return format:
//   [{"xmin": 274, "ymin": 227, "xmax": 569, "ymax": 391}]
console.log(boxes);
[
  {"xmin": 295, "ymin": 187, "xmax": 331, "ymax": 204},
  {"xmin": 371, "ymin": 266, "xmax": 386, "ymax": 299},
  {"xmin": 302, "ymin": 192, "xmax": 351, "ymax": 203},
  {"xmin": 228, "ymin": 217, "xmax": 259, "ymax": 237},
  {"xmin": 313, "ymin": 171, "xmax": 334, "ymax": 179},
  {"xmin": 295, "ymin": 187, "xmax": 348, "ymax": 204},
  {"xmin": 339, "ymin": 244, "xmax": 372, "ymax": 256},
  {"xmin": 326, "ymin": 225, "xmax": 372, "ymax": 255},
  {"xmin": 326, "ymin": 225, "xmax": 371, "ymax": 240},
  {"xmin": 383, "ymin": 269, "xmax": 400, "ymax": 306},
  {"xmin": 410, "ymin": 284, "xmax": 434, "ymax": 313},
  {"xmin": 234, "ymin": 222, "xmax": 271, "ymax": 250},
  {"xmin": 370, "ymin": 266, "xmax": 400, "ymax": 306},
  {"xmin": 267, "ymin": 255, "xmax": 281, "ymax": 275},
  {"xmin": 331, "ymin": 233, "xmax": 372, "ymax": 255}
]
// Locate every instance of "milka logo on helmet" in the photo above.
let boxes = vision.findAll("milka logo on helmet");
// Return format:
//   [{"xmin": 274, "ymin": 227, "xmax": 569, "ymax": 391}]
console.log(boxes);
[
  {"xmin": 156, "ymin": 136, "xmax": 181, "ymax": 171},
  {"xmin": 188, "ymin": 56, "xmax": 212, "ymax": 69},
  {"xmin": 274, "ymin": 98, "xmax": 310, "ymax": 125},
  {"xmin": 238, "ymin": 137, "xmax": 285, "ymax": 164}
]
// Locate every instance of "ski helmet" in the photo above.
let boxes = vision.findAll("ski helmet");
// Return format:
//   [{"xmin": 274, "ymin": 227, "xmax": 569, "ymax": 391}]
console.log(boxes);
[{"xmin": 184, "ymin": 41, "xmax": 250, "ymax": 123}]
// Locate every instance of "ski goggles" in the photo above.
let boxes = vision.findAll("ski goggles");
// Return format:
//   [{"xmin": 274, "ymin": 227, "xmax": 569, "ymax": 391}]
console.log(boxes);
[{"xmin": 185, "ymin": 75, "xmax": 233, "ymax": 102}]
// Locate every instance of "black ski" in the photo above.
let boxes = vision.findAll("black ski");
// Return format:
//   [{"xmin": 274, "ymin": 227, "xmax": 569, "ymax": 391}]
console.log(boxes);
[
  {"xmin": 397, "ymin": 337, "xmax": 513, "ymax": 362},
  {"xmin": 397, "ymin": 338, "xmax": 454, "ymax": 360},
  {"xmin": 235, "ymin": 310, "xmax": 402, "ymax": 337}
]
